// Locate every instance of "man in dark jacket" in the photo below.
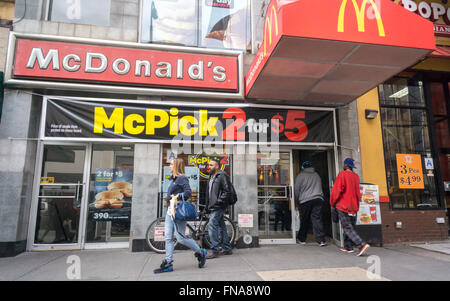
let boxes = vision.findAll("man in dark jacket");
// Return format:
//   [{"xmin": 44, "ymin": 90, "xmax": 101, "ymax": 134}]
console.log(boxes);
[{"xmin": 205, "ymin": 159, "xmax": 233, "ymax": 259}]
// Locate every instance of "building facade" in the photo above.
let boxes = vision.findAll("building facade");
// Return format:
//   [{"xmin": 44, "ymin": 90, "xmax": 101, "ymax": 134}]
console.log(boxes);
[{"xmin": 0, "ymin": 0, "xmax": 448, "ymax": 257}]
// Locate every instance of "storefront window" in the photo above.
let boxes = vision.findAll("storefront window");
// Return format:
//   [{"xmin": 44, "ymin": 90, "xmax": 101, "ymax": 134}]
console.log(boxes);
[
  {"xmin": 86, "ymin": 144, "xmax": 134, "ymax": 243},
  {"xmin": 141, "ymin": 0, "xmax": 251, "ymax": 51},
  {"xmin": 430, "ymin": 82, "xmax": 450, "ymax": 212},
  {"xmin": 48, "ymin": 0, "xmax": 111, "ymax": 26},
  {"xmin": 160, "ymin": 144, "xmax": 232, "ymax": 217},
  {"xmin": 379, "ymin": 78, "xmax": 441, "ymax": 209}
]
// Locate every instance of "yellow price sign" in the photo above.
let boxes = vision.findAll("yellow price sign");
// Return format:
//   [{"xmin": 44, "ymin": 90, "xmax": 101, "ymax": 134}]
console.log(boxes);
[
  {"xmin": 396, "ymin": 154, "xmax": 424, "ymax": 189},
  {"xmin": 40, "ymin": 177, "xmax": 55, "ymax": 184}
]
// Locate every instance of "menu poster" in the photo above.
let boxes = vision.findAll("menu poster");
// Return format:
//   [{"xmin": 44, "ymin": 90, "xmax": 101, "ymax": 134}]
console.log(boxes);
[
  {"xmin": 92, "ymin": 168, "xmax": 133, "ymax": 221},
  {"xmin": 356, "ymin": 184, "xmax": 382, "ymax": 225}
]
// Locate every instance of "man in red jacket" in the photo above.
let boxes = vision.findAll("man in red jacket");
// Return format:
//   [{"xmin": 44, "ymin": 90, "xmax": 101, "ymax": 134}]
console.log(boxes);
[{"xmin": 330, "ymin": 158, "xmax": 370, "ymax": 256}]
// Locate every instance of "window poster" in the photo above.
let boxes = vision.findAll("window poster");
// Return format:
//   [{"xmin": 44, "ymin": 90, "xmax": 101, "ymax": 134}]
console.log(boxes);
[
  {"xmin": 92, "ymin": 168, "xmax": 133, "ymax": 221},
  {"xmin": 396, "ymin": 154, "xmax": 425, "ymax": 189}
]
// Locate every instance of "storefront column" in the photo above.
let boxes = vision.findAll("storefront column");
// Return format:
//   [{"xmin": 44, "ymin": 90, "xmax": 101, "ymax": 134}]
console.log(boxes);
[
  {"xmin": 233, "ymin": 145, "xmax": 259, "ymax": 248},
  {"xmin": 0, "ymin": 90, "xmax": 40, "ymax": 257},
  {"xmin": 337, "ymin": 100, "xmax": 363, "ymax": 178},
  {"xmin": 129, "ymin": 143, "xmax": 161, "ymax": 252}
]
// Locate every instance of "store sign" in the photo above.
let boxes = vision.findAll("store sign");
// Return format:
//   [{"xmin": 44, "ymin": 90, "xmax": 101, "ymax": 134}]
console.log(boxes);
[
  {"xmin": 11, "ymin": 37, "xmax": 240, "ymax": 96},
  {"xmin": 44, "ymin": 98, "xmax": 335, "ymax": 144},
  {"xmin": 394, "ymin": 0, "xmax": 450, "ymax": 37},
  {"xmin": 396, "ymin": 154, "xmax": 425, "ymax": 189},
  {"xmin": 205, "ymin": 0, "xmax": 233, "ymax": 9},
  {"xmin": 357, "ymin": 184, "xmax": 382, "ymax": 225}
]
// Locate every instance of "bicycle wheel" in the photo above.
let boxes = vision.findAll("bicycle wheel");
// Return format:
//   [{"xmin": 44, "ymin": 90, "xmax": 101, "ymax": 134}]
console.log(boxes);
[
  {"xmin": 145, "ymin": 217, "xmax": 178, "ymax": 253},
  {"xmin": 202, "ymin": 215, "xmax": 236, "ymax": 249}
]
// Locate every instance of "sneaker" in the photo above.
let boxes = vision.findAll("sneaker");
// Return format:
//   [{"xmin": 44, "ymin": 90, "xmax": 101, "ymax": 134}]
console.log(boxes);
[
  {"xmin": 206, "ymin": 251, "xmax": 219, "ymax": 259},
  {"xmin": 356, "ymin": 244, "xmax": 370, "ymax": 257},
  {"xmin": 318, "ymin": 242, "xmax": 327, "ymax": 247},
  {"xmin": 219, "ymin": 250, "xmax": 233, "ymax": 255},
  {"xmin": 296, "ymin": 239, "xmax": 306, "ymax": 245},
  {"xmin": 195, "ymin": 249, "xmax": 207, "ymax": 268},
  {"xmin": 340, "ymin": 248, "xmax": 355, "ymax": 253},
  {"xmin": 153, "ymin": 260, "xmax": 173, "ymax": 274}
]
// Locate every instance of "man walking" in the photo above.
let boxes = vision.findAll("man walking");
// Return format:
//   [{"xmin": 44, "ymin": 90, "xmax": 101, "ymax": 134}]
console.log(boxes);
[
  {"xmin": 294, "ymin": 161, "xmax": 326, "ymax": 246},
  {"xmin": 205, "ymin": 159, "xmax": 233, "ymax": 259},
  {"xmin": 330, "ymin": 158, "xmax": 370, "ymax": 256}
]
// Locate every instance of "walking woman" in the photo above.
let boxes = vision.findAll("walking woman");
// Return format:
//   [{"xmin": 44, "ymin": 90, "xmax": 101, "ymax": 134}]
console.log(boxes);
[{"xmin": 154, "ymin": 158, "xmax": 207, "ymax": 273}]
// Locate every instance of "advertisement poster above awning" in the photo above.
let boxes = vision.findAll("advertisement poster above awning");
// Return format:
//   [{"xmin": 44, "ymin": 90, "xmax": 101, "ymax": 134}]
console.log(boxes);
[
  {"xmin": 42, "ymin": 98, "xmax": 335, "ymax": 144},
  {"xmin": 246, "ymin": 0, "xmax": 436, "ymax": 104}
]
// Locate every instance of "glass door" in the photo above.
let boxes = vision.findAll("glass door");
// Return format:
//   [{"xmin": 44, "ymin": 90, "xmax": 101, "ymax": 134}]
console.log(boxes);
[
  {"xmin": 30, "ymin": 143, "xmax": 89, "ymax": 250},
  {"xmin": 257, "ymin": 151, "xmax": 296, "ymax": 244},
  {"xmin": 84, "ymin": 144, "xmax": 134, "ymax": 248}
]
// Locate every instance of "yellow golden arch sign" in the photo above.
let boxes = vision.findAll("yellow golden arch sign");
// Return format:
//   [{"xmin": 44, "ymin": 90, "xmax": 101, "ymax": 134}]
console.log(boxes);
[
  {"xmin": 263, "ymin": 4, "xmax": 279, "ymax": 56},
  {"xmin": 338, "ymin": 0, "xmax": 386, "ymax": 37}
]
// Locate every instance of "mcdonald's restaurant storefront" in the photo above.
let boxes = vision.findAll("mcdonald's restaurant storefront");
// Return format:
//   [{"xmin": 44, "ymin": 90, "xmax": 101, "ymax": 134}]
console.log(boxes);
[{"xmin": 0, "ymin": 0, "xmax": 449, "ymax": 257}]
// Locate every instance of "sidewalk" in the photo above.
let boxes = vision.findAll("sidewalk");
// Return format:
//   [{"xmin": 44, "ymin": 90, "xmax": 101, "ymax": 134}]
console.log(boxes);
[{"xmin": 0, "ymin": 243, "xmax": 449, "ymax": 281}]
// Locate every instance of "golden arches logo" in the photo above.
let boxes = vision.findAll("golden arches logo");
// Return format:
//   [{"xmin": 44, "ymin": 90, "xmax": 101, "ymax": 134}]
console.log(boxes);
[
  {"xmin": 338, "ymin": 0, "xmax": 385, "ymax": 37},
  {"xmin": 263, "ymin": 5, "xmax": 279, "ymax": 56}
]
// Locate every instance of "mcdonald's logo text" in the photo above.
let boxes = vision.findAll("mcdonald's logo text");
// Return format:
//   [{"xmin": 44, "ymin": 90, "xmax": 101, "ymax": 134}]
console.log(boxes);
[
  {"xmin": 263, "ymin": 4, "xmax": 279, "ymax": 56},
  {"xmin": 338, "ymin": 0, "xmax": 386, "ymax": 37}
]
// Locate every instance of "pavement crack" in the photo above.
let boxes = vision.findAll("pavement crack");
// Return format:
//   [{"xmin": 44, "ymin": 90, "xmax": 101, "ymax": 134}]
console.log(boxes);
[
  {"xmin": 15, "ymin": 252, "xmax": 69, "ymax": 281},
  {"xmin": 137, "ymin": 253, "xmax": 153, "ymax": 280}
]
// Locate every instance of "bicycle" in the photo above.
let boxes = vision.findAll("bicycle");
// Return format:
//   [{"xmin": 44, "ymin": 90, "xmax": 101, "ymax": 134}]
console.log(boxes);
[{"xmin": 145, "ymin": 204, "xmax": 237, "ymax": 254}]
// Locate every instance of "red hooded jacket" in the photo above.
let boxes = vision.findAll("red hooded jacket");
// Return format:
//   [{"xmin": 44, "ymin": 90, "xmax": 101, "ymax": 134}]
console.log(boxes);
[{"xmin": 330, "ymin": 170, "xmax": 361, "ymax": 214}]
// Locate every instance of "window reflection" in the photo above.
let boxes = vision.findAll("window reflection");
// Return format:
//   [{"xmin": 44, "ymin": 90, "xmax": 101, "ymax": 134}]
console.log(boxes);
[{"xmin": 142, "ymin": 0, "xmax": 251, "ymax": 51}]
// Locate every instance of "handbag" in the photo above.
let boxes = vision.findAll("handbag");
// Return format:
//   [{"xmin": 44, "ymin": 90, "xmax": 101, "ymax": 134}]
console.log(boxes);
[{"xmin": 174, "ymin": 201, "xmax": 199, "ymax": 221}]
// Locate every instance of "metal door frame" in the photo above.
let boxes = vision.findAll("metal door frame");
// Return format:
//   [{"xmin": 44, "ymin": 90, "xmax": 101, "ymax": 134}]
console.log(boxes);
[
  {"xmin": 259, "ymin": 148, "xmax": 296, "ymax": 245},
  {"xmin": 27, "ymin": 141, "xmax": 91, "ymax": 251}
]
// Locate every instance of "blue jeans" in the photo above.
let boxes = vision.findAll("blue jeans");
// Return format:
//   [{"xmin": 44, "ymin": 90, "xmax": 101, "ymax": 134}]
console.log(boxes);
[
  {"xmin": 208, "ymin": 209, "xmax": 232, "ymax": 253},
  {"xmin": 165, "ymin": 213, "xmax": 201, "ymax": 263}
]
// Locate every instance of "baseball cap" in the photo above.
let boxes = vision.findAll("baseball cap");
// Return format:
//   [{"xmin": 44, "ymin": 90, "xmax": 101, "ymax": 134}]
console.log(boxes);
[
  {"xmin": 301, "ymin": 161, "xmax": 313, "ymax": 170},
  {"xmin": 344, "ymin": 158, "xmax": 356, "ymax": 169}
]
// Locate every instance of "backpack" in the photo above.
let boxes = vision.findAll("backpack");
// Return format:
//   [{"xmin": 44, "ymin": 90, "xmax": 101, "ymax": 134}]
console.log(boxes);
[{"xmin": 228, "ymin": 182, "xmax": 238, "ymax": 205}]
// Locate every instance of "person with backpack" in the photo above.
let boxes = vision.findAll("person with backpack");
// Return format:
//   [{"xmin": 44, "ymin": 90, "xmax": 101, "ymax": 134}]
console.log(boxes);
[
  {"xmin": 154, "ymin": 158, "xmax": 207, "ymax": 273},
  {"xmin": 330, "ymin": 158, "xmax": 370, "ymax": 256},
  {"xmin": 205, "ymin": 158, "xmax": 234, "ymax": 259}
]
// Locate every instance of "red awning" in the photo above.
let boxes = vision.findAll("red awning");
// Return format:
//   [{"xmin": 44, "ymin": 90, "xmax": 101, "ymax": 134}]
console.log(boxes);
[
  {"xmin": 246, "ymin": 0, "xmax": 436, "ymax": 104},
  {"xmin": 429, "ymin": 45, "xmax": 450, "ymax": 58}
]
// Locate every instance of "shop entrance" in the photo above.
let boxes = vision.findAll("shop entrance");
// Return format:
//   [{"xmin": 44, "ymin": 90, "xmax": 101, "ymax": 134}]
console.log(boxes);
[
  {"xmin": 257, "ymin": 147, "xmax": 341, "ymax": 245},
  {"xmin": 292, "ymin": 149, "xmax": 335, "ymax": 242},
  {"xmin": 28, "ymin": 143, "xmax": 135, "ymax": 251}
]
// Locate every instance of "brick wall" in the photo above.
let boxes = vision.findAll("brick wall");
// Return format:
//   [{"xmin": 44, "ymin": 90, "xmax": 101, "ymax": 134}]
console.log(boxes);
[{"xmin": 380, "ymin": 203, "xmax": 449, "ymax": 243}]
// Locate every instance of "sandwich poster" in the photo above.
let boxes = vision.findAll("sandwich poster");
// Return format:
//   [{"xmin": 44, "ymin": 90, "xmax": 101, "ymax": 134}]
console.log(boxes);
[
  {"xmin": 92, "ymin": 168, "xmax": 133, "ymax": 221},
  {"xmin": 356, "ymin": 184, "xmax": 382, "ymax": 225}
]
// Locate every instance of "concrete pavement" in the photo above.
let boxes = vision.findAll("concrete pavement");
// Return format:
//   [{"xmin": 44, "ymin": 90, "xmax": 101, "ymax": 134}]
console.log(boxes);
[{"xmin": 0, "ymin": 242, "xmax": 449, "ymax": 281}]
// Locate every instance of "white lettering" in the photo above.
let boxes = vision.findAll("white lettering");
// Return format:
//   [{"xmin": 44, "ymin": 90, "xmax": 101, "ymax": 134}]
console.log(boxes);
[
  {"xmin": 188, "ymin": 61, "xmax": 204, "ymax": 80},
  {"xmin": 85, "ymin": 52, "xmax": 107, "ymax": 73},
  {"xmin": 430, "ymin": 2, "xmax": 446, "ymax": 22},
  {"xmin": 112, "ymin": 58, "xmax": 131, "ymax": 75},
  {"xmin": 26, "ymin": 48, "xmax": 60, "ymax": 70},
  {"xmin": 213, "ymin": 66, "xmax": 226, "ymax": 82},
  {"xmin": 62, "ymin": 53, "xmax": 81, "ymax": 72}
]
